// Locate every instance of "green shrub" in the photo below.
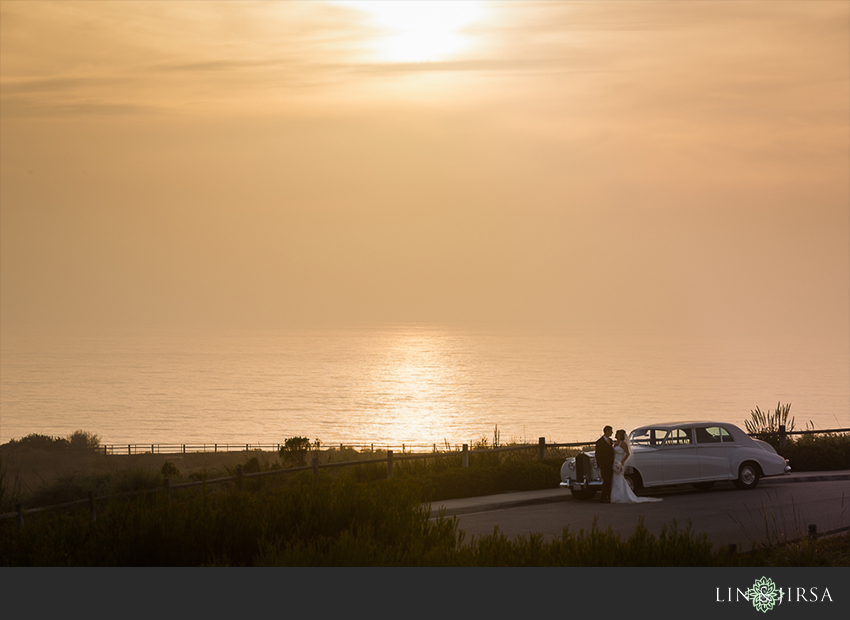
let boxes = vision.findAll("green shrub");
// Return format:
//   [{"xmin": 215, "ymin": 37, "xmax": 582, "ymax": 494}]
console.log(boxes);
[
  {"xmin": 68, "ymin": 430, "xmax": 100, "ymax": 450},
  {"xmin": 24, "ymin": 472, "xmax": 113, "ymax": 508},
  {"xmin": 2, "ymin": 434, "xmax": 69, "ymax": 451},
  {"xmin": 242, "ymin": 456, "xmax": 262, "ymax": 474},
  {"xmin": 160, "ymin": 461, "xmax": 180, "ymax": 478},
  {"xmin": 279, "ymin": 437, "xmax": 310, "ymax": 467},
  {"xmin": 2, "ymin": 430, "xmax": 100, "ymax": 451},
  {"xmin": 114, "ymin": 467, "xmax": 162, "ymax": 494},
  {"xmin": 780, "ymin": 433, "xmax": 850, "ymax": 471}
]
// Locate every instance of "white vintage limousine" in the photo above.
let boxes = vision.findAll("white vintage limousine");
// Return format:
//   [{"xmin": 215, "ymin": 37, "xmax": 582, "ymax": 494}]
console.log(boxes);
[{"xmin": 561, "ymin": 421, "xmax": 791, "ymax": 500}]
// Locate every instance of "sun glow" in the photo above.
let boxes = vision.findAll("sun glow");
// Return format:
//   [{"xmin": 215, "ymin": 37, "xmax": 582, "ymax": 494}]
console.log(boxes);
[{"xmin": 339, "ymin": 0, "xmax": 488, "ymax": 62}]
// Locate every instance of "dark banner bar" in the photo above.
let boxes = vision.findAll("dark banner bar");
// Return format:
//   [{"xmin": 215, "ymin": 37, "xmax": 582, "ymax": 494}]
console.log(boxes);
[{"xmin": 2, "ymin": 567, "xmax": 848, "ymax": 618}]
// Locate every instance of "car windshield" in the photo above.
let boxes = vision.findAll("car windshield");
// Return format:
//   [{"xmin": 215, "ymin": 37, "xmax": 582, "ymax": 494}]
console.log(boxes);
[{"xmin": 629, "ymin": 427, "xmax": 669, "ymax": 447}]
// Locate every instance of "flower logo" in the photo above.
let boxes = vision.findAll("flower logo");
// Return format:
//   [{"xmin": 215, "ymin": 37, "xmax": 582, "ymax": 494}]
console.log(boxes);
[{"xmin": 747, "ymin": 577, "xmax": 782, "ymax": 613}]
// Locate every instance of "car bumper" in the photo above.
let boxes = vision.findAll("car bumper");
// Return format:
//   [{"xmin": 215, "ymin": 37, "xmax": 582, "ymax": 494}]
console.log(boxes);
[{"xmin": 560, "ymin": 480, "xmax": 603, "ymax": 490}]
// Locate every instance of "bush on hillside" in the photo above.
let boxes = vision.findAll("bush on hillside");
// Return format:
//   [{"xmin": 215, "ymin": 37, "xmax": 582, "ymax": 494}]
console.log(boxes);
[
  {"xmin": 2, "ymin": 434, "xmax": 69, "ymax": 451},
  {"xmin": 780, "ymin": 433, "xmax": 850, "ymax": 471},
  {"xmin": 68, "ymin": 430, "xmax": 100, "ymax": 450}
]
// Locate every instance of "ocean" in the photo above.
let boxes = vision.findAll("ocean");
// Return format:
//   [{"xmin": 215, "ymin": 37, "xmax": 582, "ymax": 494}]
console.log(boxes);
[{"xmin": 1, "ymin": 324, "xmax": 847, "ymax": 448}]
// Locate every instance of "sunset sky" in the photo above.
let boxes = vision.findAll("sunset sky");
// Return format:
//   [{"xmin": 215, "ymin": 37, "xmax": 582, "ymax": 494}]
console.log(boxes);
[{"xmin": 1, "ymin": 0, "xmax": 848, "ymax": 339}]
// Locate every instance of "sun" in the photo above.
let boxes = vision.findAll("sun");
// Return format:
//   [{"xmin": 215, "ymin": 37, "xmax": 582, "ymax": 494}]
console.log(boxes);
[{"xmin": 337, "ymin": 0, "xmax": 488, "ymax": 62}]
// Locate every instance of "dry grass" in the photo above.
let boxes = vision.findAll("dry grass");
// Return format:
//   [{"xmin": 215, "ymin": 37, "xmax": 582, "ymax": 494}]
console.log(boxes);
[{"xmin": 0, "ymin": 447, "xmax": 278, "ymax": 498}]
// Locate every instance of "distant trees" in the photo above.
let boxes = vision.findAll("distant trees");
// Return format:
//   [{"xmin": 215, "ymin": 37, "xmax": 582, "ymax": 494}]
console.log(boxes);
[{"xmin": 2, "ymin": 430, "xmax": 100, "ymax": 451}]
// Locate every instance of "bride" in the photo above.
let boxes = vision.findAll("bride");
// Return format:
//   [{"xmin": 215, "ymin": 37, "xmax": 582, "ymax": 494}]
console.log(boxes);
[{"xmin": 610, "ymin": 429, "xmax": 662, "ymax": 504}]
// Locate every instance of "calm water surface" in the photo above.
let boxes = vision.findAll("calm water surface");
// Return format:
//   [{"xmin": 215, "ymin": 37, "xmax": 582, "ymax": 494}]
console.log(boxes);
[{"xmin": 1, "ymin": 325, "xmax": 847, "ymax": 447}]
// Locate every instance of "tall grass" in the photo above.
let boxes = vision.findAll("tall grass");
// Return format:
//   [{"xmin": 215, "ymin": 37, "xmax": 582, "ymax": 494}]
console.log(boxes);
[
  {"xmin": 745, "ymin": 402, "xmax": 794, "ymax": 441},
  {"xmin": 0, "ymin": 456, "xmax": 22, "ymax": 513},
  {"xmin": 3, "ymin": 466, "xmax": 848, "ymax": 566}
]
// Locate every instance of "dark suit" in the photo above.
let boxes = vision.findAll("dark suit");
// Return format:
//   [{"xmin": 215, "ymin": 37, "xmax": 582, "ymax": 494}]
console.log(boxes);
[{"xmin": 595, "ymin": 435, "xmax": 614, "ymax": 502}]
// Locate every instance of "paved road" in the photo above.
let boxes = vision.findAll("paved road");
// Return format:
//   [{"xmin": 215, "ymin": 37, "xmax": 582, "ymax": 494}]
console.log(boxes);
[{"xmin": 428, "ymin": 472, "xmax": 850, "ymax": 550}]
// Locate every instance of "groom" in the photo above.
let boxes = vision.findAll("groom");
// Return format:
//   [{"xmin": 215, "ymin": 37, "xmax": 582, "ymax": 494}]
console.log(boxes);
[{"xmin": 595, "ymin": 425, "xmax": 615, "ymax": 503}]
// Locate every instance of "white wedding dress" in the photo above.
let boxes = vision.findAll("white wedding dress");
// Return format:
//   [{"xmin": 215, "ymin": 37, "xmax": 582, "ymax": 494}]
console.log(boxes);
[{"xmin": 610, "ymin": 444, "xmax": 662, "ymax": 504}]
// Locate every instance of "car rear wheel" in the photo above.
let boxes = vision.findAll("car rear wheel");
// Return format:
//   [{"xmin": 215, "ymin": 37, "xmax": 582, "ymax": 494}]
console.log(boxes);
[
  {"xmin": 570, "ymin": 487, "xmax": 597, "ymax": 501},
  {"xmin": 692, "ymin": 481, "xmax": 715, "ymax": 491},
  {"xmin": 733, "ymin": 463, "xmax": 760, "ymax": 490}
]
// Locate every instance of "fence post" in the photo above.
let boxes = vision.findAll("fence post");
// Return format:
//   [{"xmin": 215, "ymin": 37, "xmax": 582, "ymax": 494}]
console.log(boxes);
[
  {"xmin": 182, "ymin": 444, "xmax": 186, "ymax": 454},
  {"xmin": 387, "ymin": 450, "xmax": 394, "ymax": 478},
  {"xmin": 236, "ymin": 466, "xmax": 244, "ymax": 491},
  {"xmin": 462, "ymin": 444, "xmax": 468, "ymax": 468},
  {"xmin": 312, "ymin": 454, "xmax": 319, "ymax": 477},
  {"xmin": 88, "ymin": 491, "xmax": 97, "ymax": 522},
  {"xmin": 808, "ymin": 524, "xmax": 818, "ymax": 538},
  {"xmin": 215, "ymin": 444, "xmax": 217, "ymax": 453},
  {"xmin": 538, "ymin": 437, "xmax": 546, "ymax": 461},
  {"xmin": 128, "ymin": 444, "xmax": 131, "ymax": 455},
  {"xmin": 779, "ymin": 425, "xmax": 786, "ymax": 449},
  {"xmin": 15, "ymin": 503, "xmax": 24, "ymax": 530}
]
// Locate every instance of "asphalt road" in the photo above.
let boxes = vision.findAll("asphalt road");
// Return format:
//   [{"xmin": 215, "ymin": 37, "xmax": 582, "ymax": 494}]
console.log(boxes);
[{"xmin": 443, "ymin": 477, "xmax": 850, "ymax": 550}]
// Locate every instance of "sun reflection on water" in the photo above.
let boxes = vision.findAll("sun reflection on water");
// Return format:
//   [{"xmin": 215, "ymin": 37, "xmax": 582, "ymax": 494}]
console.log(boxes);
[{"xmin": 350, "ymin": 326, "xmax": 476, "ymax": 446}]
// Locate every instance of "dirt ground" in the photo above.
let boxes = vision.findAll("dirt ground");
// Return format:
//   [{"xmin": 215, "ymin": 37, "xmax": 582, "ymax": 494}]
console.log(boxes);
[{"xmin": 0, "ymin": 448, "xmax": 283, "ymax": 496}]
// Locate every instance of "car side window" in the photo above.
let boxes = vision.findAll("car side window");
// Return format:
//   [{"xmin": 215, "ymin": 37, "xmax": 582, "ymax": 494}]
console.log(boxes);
[
  {"xmin": 665, "ymin": 428, "xmax": 692, "ymax": 445},
  {"xmin": 696, "ymin": 426, "xmax": 723, "ymax": 444},
  {"xmin": 720, "ymin": 427, "xmax": 734, "ymax": 442},
  {"xmin": 630, "ymin": 428, "xmax": 669, "ymax": 446}
]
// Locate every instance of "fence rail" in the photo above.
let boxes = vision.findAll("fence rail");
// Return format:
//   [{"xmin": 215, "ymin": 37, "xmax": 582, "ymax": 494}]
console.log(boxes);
[
  {"xmin": 97, "ymin": 442, "xmax": 473, "ymax": 455},
  {"xmin": 2, "ymin": 437, "xmax": 568, "ymax": 526},
  {"xmin": 4, "ymin": 427, "xmax": 848, "ymax": 527}
]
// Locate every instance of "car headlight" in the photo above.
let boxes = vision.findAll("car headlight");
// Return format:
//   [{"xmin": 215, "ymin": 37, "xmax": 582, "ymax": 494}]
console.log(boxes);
[
  {"xmin": 590, "ymin": 458, "xmax": 597, "ymax": 469},
  {"xmin": 567, "ymin": 460, "xmax": 575, "ymax": 471}
]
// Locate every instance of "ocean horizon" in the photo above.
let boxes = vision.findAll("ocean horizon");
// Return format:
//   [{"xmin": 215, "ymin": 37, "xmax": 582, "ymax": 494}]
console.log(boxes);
[{"xmin": 1, "ymin": 324, "xmax": 848, "ymax": 448}]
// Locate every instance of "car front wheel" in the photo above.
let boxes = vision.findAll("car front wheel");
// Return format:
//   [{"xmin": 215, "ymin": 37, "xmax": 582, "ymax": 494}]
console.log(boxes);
[
  {"xmin": 733, "ymin": 463, "xmax": 760, "ymax": 490},
  {"xmin": 570, "ymin": 487, "xmax": 597, "ymax": 501}
]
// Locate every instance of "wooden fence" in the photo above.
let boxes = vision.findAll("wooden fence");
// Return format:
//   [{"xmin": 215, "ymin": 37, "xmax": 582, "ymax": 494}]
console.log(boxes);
[
  {"xmin": 1, "ymin": 437, "xmax": 590, "ymax": 528},
  {"xmin": 3, "ymin": 427, "xmax": 847, "ymax": 529},
  {"xmin": 97, "ymin": 442, "xmax": 477, "ymax": 455}
]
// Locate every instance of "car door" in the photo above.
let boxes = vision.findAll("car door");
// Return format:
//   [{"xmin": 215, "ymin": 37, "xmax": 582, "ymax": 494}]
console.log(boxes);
[
  {"xmin": 628, "ymin": 427, "xmax": 666, "ymax": 486},
  {"xmin": 660, "ymin": 427, "xmax": 700, "ymax": 483},
  {"xmin": 694, "ymin": 425, "xmax": 731, "ymax": 480}
]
